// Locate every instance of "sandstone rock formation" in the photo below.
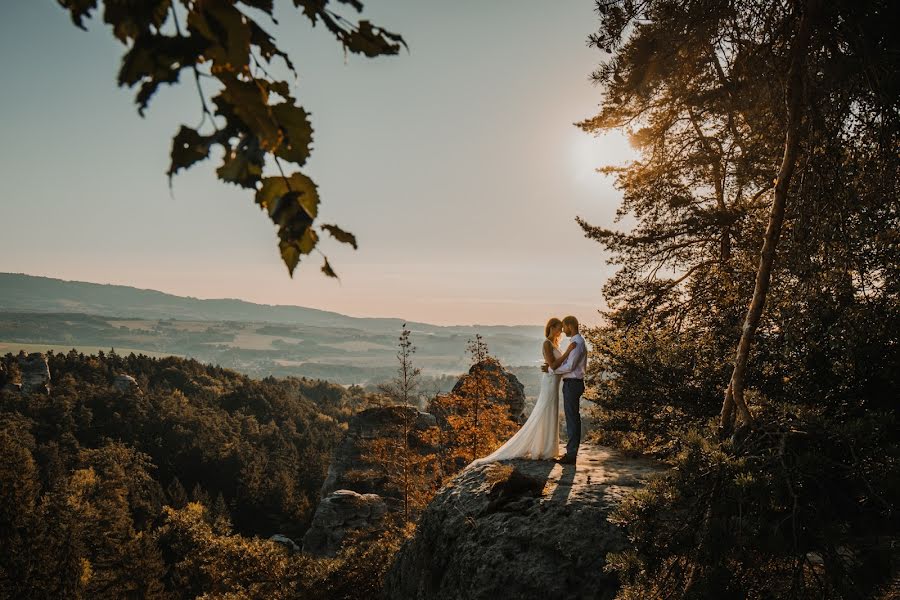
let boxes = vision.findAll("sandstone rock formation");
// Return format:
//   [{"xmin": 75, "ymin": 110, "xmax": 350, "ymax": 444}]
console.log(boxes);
[
  {"xmin": 301, "ymin": 490, "xmax": 388, "ymax": 556},
  {"xmin": 451, "ymin": 360, "xmax": 526, "ymax": 423},
  {"xmin": 304, "ymin": 364, "xmax": 528, "ymax": 558},
  {"xmin": 16, "ymin": 352, "xmax": 51, "ymax": 395},
  {"xmin": 112, "ymin": 373, "xmax": 140, "ymax": 394},
  {"xmin": 303, "ymin": 405, "xmax": 439, "ymax": 556},
  {"xmin": 319, "ymin": 405, "xmax": 439, "ymax": 498},
  {"xmin": 384, "ymin": 444, "xmax": 664, "ymax": 600}
]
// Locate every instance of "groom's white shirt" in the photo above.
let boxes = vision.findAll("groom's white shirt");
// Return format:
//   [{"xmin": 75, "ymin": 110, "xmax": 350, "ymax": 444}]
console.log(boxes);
[{"xmin": 551, "ymin": 333, "xmax": 587, "ymax": 379}]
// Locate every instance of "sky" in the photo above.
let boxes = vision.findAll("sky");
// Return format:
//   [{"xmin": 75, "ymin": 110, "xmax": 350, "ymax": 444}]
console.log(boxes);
[{"xmin": 0, "ymin": 1, "xmax": 635, "ymax": 326}]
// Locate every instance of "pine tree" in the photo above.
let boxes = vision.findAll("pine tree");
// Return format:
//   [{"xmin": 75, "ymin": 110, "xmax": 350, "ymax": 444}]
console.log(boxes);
[
  {"xmin": 190, "ymin": 482, "xmax": 211, "ymax": 508},
  {"xmin": 166, "ymin": 477, "xmax": 188, "ymax": 509},
  {"xmin": 211, "ymin": 492, "xmax": 233, "ymax": 535},
  {"xmin": 357, "ymin": 326, "xmax": 439, "ymax": 522}
]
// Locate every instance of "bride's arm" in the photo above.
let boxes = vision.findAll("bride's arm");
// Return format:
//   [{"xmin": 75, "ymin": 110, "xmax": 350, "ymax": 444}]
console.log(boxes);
[{"xmin": 543, "ymin": 341, "xmax": 575, "ymax": 370}]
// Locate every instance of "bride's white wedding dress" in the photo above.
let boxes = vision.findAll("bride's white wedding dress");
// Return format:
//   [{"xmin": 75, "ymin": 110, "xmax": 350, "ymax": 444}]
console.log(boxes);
[{"xmin": 468, "ymin": 339, "xmax": 561, "ymax": 468}]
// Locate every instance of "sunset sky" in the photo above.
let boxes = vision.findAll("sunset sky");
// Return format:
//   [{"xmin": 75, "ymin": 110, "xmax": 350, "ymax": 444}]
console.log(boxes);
[{"xmin": 0, "ymin": 1, "xmax": 635, "ymax": 326}]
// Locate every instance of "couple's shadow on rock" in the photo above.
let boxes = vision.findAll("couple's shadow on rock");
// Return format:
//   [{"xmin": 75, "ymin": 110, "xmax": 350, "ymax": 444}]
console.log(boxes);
[{"xmin": 480, "ymin": 456, "xmax": 576, "ymax": 515}]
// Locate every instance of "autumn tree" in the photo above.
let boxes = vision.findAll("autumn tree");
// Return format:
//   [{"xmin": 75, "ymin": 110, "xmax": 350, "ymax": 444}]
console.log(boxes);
[
  {"xmin": 428, "ymin": 336, "xmax": 519, "ymax": 469},
  {"xmin": 55, "ymin": 0, "xmax": 406, "ymax": 278},
  {"xmin": 0, "ymin": 421, "xmax": 42, "ymax": 599}
]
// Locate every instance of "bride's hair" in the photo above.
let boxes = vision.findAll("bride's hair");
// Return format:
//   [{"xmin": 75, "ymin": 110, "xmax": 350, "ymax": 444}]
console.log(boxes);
[{"xmin": 545, "ymin": 317, "xmax": 563, "ymax": 340}]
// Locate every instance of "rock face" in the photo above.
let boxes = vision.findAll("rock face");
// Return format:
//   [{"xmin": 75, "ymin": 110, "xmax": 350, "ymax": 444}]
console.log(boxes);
[
  {"xmin": 450, "ymin": 360, "xmax": 526, "ymax": 423},
  {"xmin": 18, "ymin": 352, "xmax": 51, "ymax": 395},
  {"xmin": 301, "ymin": 490, "xmax": 388, "ymax": 556},
  {"xmin": 112, "ymin": 373, "xmax": 140, "ymax": 394},
  {"xmin": 303, "ymin": 405, "xmax": 439, "ymax": 556},
  {"xmin": 320, "ymin": 405, "xmax": 438, "ymax": 497},
  {"xmin": 384, "ymin": 444, "xmax": 663, "ymax": 600}
]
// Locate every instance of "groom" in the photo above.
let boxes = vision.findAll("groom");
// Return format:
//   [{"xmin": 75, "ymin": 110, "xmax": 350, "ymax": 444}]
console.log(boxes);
[{"xmin": 542, "ymin": 315, "xmax": 587, "ymax": 465}]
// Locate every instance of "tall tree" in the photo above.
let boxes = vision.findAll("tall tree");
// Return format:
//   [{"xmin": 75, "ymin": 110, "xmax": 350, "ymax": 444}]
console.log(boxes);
[
  {"xmin": 578, "ymin": 0, "xmax": 900, "ymax": 431},
  {"xmin": 428, "ymin": 337, "xmax": 518, "ymax": 467},
  {"xmin": 56, "ymin": 0, "xmax": 405, "ymax": 278},
  {"xmin": 361, "ymin": 326, "xmax": 439, "ymax": 522},
  {"xmin": 720, "ymin": 0, "xmax": 820, "ymax": 431},
  {"xmin": 579, "ymin": 0, "xmax": 900, "ymax": 595}
]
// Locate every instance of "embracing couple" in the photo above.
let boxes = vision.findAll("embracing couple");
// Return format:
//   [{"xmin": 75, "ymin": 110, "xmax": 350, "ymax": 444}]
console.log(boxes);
[{"xmin": 469, "ymin": 315, "xmax": 588, "ymax": 468}]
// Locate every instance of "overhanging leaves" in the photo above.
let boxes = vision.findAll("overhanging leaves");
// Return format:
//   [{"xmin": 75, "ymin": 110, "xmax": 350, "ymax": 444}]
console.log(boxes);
[
  {"xmin": 168, "ymin": 126, "xmax": 213, "ymax": 179},
  {"xmin": 321, "ymin": 224, "xmax": 358, "ymax": 249},
  {"xmin": 58, "ymin": 0, "xmax": 404, "ymax": 279}
]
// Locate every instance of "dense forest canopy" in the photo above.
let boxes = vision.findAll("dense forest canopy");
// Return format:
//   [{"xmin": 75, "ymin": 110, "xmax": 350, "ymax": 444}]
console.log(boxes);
[
  {"xmin": 578, "ymin": 0, "xmax": 898, "ymax": 597},
  {"xmin": 0, "ymin": 349, "xmax": 374, "ymax": 597},
  {"xmin": 0, "ymin": 338, "xmax": 523, "ymax": 598}
]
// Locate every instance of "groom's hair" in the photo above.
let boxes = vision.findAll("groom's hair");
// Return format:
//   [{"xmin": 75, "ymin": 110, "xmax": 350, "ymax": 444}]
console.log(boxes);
[{"xmin": 563, "ymin": 316, "xmax": 579, "ymax": 329}]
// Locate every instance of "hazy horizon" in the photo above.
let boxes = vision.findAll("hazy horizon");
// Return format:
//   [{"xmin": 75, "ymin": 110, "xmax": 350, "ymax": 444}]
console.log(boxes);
[
  {"xmin": 1, "ymin": 270, "xmax": 553, "ymax": 328},
  {"xmin": 0, "ymin": 1, "xmax": 635, "ymax": 326}
]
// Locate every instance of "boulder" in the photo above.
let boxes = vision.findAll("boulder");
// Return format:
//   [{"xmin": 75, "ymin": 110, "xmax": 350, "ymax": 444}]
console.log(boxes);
[
  {"xmin": 384, "ymin": 444, "xmax": 664, "ymax": 600},
  {"xmin": 18, "ymin": 352, "xmax": 51, "ymax": 395},
  {"xmin": 320, "ymin": 405, "xmax": 439, "ymax": 498},
  {"xmin": 112, "ymin": 373, "xmax": 140, "ymax": 394},
  {"xmin": 301, "ymin": 490, "xmax": 388, "ymax": 556},
  {"xmin": 304, "ymin": 405, "xmax": 440, "ymax": 557},
  {"xmin": 450, "ymin": 359, "xmax": 526, "ymax": 423}
]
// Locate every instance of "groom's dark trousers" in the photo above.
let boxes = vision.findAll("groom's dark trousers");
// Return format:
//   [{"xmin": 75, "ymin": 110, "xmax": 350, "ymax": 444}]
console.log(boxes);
[{"xmin": 562, "ymin": 378, "xmax": 584, "ymax": 457}]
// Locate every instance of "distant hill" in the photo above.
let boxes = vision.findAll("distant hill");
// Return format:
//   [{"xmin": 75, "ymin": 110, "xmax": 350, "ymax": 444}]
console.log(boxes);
[
  {"xmin": 0, "ymin": 273, "xmax": 546, "ymax": 391},
  {"xmin": 0, "ymin": 273, "xmax": 541, "ymax": 335}
]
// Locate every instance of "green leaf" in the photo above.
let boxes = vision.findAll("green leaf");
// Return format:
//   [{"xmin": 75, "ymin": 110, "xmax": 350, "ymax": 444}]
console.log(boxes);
[
  {"xmin": 188, "ymin": 1, "xmax": 252, "ymax": 72},
  {"xmin": 279, "ymin": 227, "xmax": 318, "ymax": 277},
  {"xmin": 217, "ymin": 136, "xmax": 264, "ymax": 188},
  {"xmin": 255, "ymin": 173, "xmax": 319, "ymax": 219},
  {"xmin": 168, "ymin": 126, "xmax": 212, "ymax": 179},
  {"xmin": 271, "ymin": 103, "xmax": 313, "ymax": 166},
  {"xmin": 118, "ymin": 33, "xmax": 202, "ymax": 115},
  {"xmin": 103, "ymin": 0, "xmax": 171, "ymax": 42},
  {"xmin": 257, "ymin": 174, "xmax": 322, "ymax": 275},
  {"xmin": 344, "ymin": 20, "xmax": 405, "ymax": 57},
  {"xmin": 321, "ymin": 224, "xmax": 358, "ymax": 250},
  {"xmin": 220, "ymin": 78, "xmax": 281, "ymax": 151},
  {"xmin": 279, "ymin": 241, "xmax": 301, "ymax": 276},
  {"xmin": 247, "ymin": 20, "xmax": 295, "ymax": 73}
]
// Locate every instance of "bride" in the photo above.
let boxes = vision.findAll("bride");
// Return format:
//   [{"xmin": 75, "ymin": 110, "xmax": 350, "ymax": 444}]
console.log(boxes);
[{"xmin": 468, "ymin": 318, "xmax": 576, "ymax": 468}]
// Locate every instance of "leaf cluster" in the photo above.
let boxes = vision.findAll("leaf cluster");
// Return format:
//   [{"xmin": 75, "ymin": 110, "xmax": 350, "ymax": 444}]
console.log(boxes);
[{"xmin": 57, "ymin": 0, "xmax": 404, "ymax": 277}]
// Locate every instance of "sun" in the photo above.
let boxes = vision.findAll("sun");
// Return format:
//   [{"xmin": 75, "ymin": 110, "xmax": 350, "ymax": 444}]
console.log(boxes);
[{"xmin": 568, "ymin": 129, "xmax": 634, "ymax": 185}]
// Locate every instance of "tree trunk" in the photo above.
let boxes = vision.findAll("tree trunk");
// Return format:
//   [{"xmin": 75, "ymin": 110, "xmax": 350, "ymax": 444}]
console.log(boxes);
[{"xmin": 720, "ymin": 0, "xmax": 818, "ymax": 432}]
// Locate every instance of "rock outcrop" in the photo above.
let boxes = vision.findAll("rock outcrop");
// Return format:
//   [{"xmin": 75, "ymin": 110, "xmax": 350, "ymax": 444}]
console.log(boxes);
[
  {"xmin": 319, "ymin": 405, "xmax": 439, "ymax": 497},
  {"xmin": 451, "ymin": 360, "xmax": 526, "ymax": 423},
  {"xmin": 301, "ymin": 490, "xmax": 388, "ymax": 556},
  {"xmin": 112, "ymin": 373, "xmax": 140, "ymax": 394},
  {"xmin": 303, "ymin": 405, "xmax": 440, "ymax": 556},
  {"xmin": 11, "ymin": 352, "xmax": 51, "ymax": 395},
  {"xmin": 304, "ymin": 364, "xmax": 529, "ymax": 557},
  {"xmin": 384, "ymin": 444, "xmax": 663, "ymax": 600}
]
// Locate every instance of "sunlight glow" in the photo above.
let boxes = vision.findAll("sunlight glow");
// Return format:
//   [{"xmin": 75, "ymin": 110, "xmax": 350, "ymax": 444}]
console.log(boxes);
[{"xmin": 568, "ymin": 129, "xmax": 635, "ymax": 187}]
